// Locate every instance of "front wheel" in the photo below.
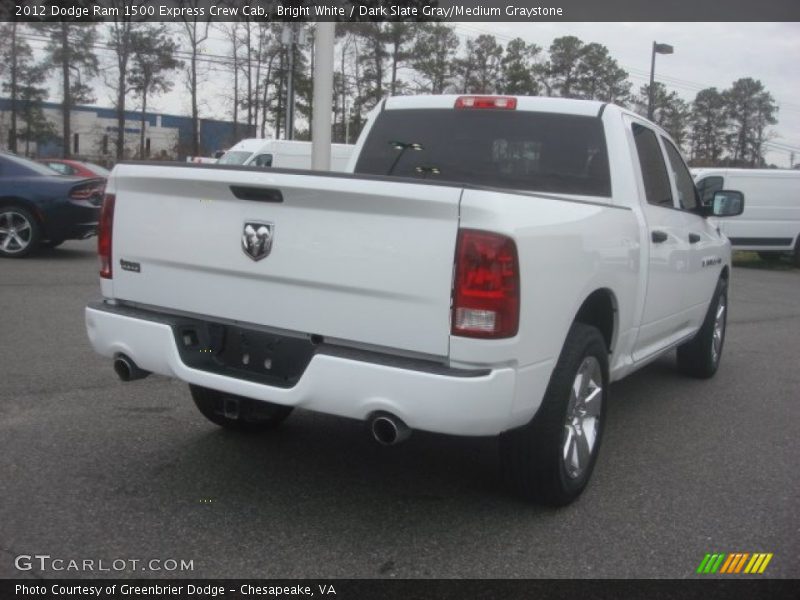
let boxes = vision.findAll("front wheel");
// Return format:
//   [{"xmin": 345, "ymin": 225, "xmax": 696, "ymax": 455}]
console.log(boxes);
[
  {"xmin": 500, "ymin": 323, "xmax": 608, "ymax": 506},
  {"xmin": 676, "ymin": 277, "xmax": 728, "ymax": 379},
  {"xmin": 190, "ymin": 385, "xmax": 293, "ymax": 432}
]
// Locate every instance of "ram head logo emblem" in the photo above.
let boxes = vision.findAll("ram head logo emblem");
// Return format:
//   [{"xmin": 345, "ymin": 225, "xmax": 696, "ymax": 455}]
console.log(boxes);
[{"xmin": 241, "ymin": 221, "xmax": 274, "ymax": 261}]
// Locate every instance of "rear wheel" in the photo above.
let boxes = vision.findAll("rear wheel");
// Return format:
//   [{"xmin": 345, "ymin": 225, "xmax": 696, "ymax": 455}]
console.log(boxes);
[
  {"xmin": 190, "ymin": 385, "xmax": 293, "ymax": 432},
  {"xmin": 677, "ymin": 277, "xmax": 728, "ymax": 379},
  {"xmin": 0, "ymin": 207, "xmax": 40, "ymax": 258},
  {"xmin": 500, "ymin": 323, "xmax": 608, "ymax": 506}
]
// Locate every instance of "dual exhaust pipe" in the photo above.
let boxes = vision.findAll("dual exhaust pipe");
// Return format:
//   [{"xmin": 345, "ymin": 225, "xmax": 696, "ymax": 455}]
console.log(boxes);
[
  {"xmin": 112, "ymin": 356, "xmax": 411, "ymax": 445},
  {"xmin": 113, "ymin": 354, "xmax": 150, "ymax": 382}
]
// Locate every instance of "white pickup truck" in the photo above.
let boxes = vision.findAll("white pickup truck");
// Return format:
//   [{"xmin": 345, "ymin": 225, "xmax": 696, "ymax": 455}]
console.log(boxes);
[{"xmin": 85, "ymin": 95, "xmax": 744, "ymax": 505}]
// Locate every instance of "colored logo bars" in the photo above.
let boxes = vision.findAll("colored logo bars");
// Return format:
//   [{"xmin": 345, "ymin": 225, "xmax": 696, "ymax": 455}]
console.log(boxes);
[{"xmin": 697, "ymin": 553, "xmax": 773, "ymax": 574}]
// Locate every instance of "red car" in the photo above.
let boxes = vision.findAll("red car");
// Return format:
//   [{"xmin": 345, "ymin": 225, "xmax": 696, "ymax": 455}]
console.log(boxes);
[{"xmin": 38, "ymin": 159, "xmax": 110, "ymax": 179}]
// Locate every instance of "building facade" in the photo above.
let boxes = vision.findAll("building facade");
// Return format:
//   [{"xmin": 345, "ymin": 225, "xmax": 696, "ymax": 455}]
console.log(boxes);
[{"xmin": 0, "ymin": 98, "xmax": 255, "ymax": 164}]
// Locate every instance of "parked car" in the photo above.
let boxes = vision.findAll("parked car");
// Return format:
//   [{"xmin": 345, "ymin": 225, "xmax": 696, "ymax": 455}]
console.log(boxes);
[
  {"xmin": 693, "ymin": 168, "xmax": 800, "ymax": 264},
  {"xmin": 37, "ymin": 158, "xmax": 110, "ymax": 179},
  {"xmin": 0, "ymin": 152, "xmax": 105, "ymax": 257},
  {"xmin": 86, "ymin": 95, "xmax": 743, "ymax": 505}
]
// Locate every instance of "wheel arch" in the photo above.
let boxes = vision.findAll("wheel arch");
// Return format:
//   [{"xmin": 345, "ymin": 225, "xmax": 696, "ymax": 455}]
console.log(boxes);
[
  {"xmin": 0, "ymin": 196, "xmax": 44, "ymax": 225},
  {"xmin": 572, "ymin": 288, "xmax": 618, "ymax": 356},
  {"xmin": 0, "ymin": 196, "xmax": 52, "ymax": 239}
]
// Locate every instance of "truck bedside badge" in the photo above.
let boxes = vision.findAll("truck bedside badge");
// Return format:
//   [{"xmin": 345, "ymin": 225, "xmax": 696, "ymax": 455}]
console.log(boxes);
[{"xmin": 241, "ymin": 222, "xmax": 274, "ymax": 261}]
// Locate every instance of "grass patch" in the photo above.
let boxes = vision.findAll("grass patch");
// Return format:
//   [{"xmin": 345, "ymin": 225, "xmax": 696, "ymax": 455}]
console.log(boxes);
[{"xmin": 732, "ymin": 251, "xmax": 797, "ymax": 271}]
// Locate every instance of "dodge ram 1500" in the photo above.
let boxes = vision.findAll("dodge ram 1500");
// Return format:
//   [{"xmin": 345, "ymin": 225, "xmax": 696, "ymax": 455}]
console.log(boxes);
[{"xmin": 85, "ymin": 95, "xmax": 744, "ymax": 505}]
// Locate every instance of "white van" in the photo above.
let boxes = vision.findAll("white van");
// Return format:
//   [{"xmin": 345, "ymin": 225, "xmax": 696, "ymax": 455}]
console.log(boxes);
[
  {"xmin": 216, "ymin": 139, "xmax": 353, "ymax": 172},
  {"xmin": 694, "ymin": 168, "xmax": 800, "ymax": 264}
]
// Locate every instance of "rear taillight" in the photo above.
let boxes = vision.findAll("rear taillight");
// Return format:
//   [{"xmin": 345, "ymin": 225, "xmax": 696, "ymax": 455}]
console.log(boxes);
[
  {"xmin": 70, "ymin": 181, "xmax": 106, "ymax": 201},
  {"xmin": 98, "ymin": 193, "xmax": 115, "ymax": 279},
  {"xmin": 452, "ymin": 229, "xmax": 519, "ymax": 338},
  {"xmin": 455, "ymin": 96, "xmax": 517, "ymax": 110}
]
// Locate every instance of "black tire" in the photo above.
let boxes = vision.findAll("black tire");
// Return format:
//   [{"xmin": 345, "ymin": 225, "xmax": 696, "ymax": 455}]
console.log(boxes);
[
  {"xmin": 758, "ymin": 252, "xmax": 782, "ymax": 262},
  {"xmin": 794, "ymin": 238, "xmax": 800, "ymax": 269},
  {"xmin": 500, "ymin": 323, "xmax": 608, "ymax": 506},
  {"xmin": 676, "ymin": 277, "xmax": 728, "ymax": 379},
  {"xmin": 189, "ymin": 384, "xmax": 293, "ymax": 432},
  {"xmin": 0, "ymin": 206, "xmax": 41, "ymax": 258}
]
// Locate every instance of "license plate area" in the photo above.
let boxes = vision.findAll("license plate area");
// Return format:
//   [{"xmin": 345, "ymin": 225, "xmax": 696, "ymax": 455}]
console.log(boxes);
[{"xmin": 172, "ymin": 319, "xmax": 315, "ymax": 388}]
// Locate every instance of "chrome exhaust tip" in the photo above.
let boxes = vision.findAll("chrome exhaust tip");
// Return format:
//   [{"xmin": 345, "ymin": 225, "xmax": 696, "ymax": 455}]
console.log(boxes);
[
  {"xmin": 370, "ymin": 412, "xmax": 411, "ymax": 446},
  {"xmin": 113, "ymin": 354, "xmax": 150, "ymax": 382}
]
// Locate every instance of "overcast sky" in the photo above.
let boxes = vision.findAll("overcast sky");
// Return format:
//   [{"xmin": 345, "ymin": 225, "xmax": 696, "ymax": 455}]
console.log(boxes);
[
  {"xmin": 482, "ymin": 22, "xmax": 800, "ymax": 166},
  {"xmin": 37, "ymin": 21, "xmax": 799, "ymax": 166}
]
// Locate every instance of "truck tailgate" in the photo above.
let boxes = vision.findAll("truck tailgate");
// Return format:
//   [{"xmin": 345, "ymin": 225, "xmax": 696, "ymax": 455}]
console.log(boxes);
[{"xmin": 109, "ymin": 164, "xmax": 462, "ymax": 357}]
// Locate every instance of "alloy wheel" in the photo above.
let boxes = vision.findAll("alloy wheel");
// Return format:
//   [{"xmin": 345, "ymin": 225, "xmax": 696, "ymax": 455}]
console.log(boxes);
[{"xmin": 562, "ymin": 356, "xmax": 603, "ymax": 480}]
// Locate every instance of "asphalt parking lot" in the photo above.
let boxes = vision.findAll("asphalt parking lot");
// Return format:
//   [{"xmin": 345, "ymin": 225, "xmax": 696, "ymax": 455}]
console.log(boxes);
[{"xmin": 1, "ymin": 239, "xmax": 798, "ymax": 579}]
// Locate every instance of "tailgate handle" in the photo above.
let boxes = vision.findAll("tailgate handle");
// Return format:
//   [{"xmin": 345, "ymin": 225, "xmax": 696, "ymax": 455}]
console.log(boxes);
[{"xmin": 230, "ymin": 186, "xmax": 283, "ymax": 203}]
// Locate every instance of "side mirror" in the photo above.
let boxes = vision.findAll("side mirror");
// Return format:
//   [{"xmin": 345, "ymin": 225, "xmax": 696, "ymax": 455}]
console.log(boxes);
[{"xmin": 710, "ymin": 190, "xmax": 744, "ymax": 217}]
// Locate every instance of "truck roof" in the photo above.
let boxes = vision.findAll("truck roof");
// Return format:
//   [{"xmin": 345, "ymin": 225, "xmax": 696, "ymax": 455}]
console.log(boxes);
[{"xmin": 384, "ymin": 94, "xmax": 607, "ymax": 118}]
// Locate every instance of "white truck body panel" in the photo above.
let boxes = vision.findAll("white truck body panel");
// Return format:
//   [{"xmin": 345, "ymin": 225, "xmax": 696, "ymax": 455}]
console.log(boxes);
[
  {"xmin": 85, "ymin": 307, "xmax": 524, "ymax": 435},
  {"xmin": 108, "ymin": 164, "xmax": 461, "ymax": 357}
]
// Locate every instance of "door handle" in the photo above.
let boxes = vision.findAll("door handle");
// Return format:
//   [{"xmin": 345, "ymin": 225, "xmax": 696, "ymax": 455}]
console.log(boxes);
[
  {"xmin": 651, "ymin": 230, "xmax": 668, "ymax": 243},
  {"xmin": 689, "ymin": 233, "xmax": 701, "ymax": 244}
]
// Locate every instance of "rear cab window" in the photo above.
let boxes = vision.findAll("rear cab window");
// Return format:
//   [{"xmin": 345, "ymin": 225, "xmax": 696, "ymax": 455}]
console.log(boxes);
[
  {"xmin": 631, "ymin": 124, "xmax": 673, "ymax": 208},
  {"xmin": 662, "ymin": 138, "xmax": 699, "ymax": 211},
  {"xmin": 354, "ymin": 109, "xmax": 611, "ymax": 197}
]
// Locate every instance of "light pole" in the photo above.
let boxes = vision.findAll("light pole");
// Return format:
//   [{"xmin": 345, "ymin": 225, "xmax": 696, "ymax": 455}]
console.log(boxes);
[
  {"xmin": 281, "ymin": 25, "xmax": 295, "ymax": 140},
  {"xmin": 648, "ymin": 42, "xmax": 674, "ymax": 121},
  {"xmin": 281, "ymin": 25, "xmax": 307, "ymax": 140},
  {"xmin": 311, "ymin": 22, "xmax": 335, "ymax": 171}
]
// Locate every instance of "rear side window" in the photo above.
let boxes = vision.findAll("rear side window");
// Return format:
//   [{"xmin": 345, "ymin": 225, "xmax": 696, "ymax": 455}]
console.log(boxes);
[
  {"xmin": 662, "ymin": 139, "xmax": 699, "ymax": 210},
  {"xmin": 696, "ymin": 176, "xmax": 723, "ymax": 207},
  {"xmin": 47, "ymin": 162, "xmax": 69, "ymax": 174},
  {"xmin": 217, "ymin": 151, "xmax": 252, "ymax": 165},
  {"xmin": 631, "ymin": 124, "xmax": 672, "ymax": 207},
  {"xmin": 355, "ymin": 109, "xmax": 611, "ymax": 197},
  {"xmin": 85, "ymin": 163, "xmax": 111, "ymax": 177}
]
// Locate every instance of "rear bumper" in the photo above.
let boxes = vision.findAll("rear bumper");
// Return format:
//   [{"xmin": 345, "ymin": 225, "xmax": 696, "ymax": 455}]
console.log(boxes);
[{"xmin": 85, "ymin": 302, "xmax": 533, "ymax": 436}]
